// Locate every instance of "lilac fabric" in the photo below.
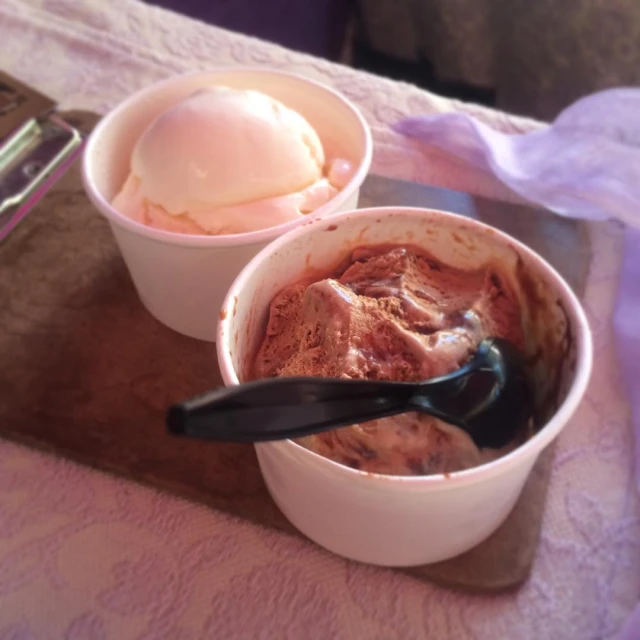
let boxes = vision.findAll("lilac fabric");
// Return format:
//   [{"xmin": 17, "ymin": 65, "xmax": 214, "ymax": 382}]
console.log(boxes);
[
  {"xmin": 394, "ymin": 88, "xmax": 640, "ymax": 639},
  {"xmin": 395, "ymin": 89, "xmax": 640, "ymax": 226},
  {"xmin": 616, "ymin": 601, "xmax": 640, "ymax": 640}
]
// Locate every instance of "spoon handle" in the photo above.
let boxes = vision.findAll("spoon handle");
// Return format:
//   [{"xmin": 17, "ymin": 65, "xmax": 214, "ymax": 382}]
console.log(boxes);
[{"xmin": 167, "ymin": 376, "xmax": 416, "ymax": 442}]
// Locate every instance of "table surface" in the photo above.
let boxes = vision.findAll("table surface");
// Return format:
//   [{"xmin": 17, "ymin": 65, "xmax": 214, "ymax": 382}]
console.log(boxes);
[{"xmin": 0, "ymin": 1, "xmax": 638, "ymax": 639}]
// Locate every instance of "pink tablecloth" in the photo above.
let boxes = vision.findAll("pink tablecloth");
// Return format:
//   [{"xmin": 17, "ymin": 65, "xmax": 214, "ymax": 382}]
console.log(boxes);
[{"xmin": 0, "ymin": 1, "xmax": 638, "ymax": 638}]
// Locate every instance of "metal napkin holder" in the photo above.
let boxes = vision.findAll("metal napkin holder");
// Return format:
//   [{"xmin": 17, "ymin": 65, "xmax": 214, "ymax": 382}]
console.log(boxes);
[{"xmin": 0, "ymin": 71, "xmax": 84, "ymax": 242}]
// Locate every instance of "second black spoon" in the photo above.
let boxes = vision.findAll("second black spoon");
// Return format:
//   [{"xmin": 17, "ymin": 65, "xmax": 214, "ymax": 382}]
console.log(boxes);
[{"xmin": 167, "ymin": 338, "xmax": 533, "ymax": 449}]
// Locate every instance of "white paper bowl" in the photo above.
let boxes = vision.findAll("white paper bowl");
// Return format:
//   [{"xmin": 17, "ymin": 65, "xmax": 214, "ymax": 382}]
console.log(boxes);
[
  {"xmin": 217, "ymin": 206, "xmax": 593, "ymax": 567},
  {"xmin": 82, "ymin": 68, "xmax": 372, "ymax": 341}
]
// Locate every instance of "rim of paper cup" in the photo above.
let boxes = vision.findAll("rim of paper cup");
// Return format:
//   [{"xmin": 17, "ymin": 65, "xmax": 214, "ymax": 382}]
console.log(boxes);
[
  {"xmin": 82, "ymin": 68, "xmax": 373, "ymax": 248},
  {"xmin": 217, "ymin": 206, "xmax": 593, "ymax": 489}
]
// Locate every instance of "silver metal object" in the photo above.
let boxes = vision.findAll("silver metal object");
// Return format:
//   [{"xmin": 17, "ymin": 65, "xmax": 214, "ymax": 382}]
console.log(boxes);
[{"xmin": 0, "ymin": 71, "xmax": 84, "ymax": 242}]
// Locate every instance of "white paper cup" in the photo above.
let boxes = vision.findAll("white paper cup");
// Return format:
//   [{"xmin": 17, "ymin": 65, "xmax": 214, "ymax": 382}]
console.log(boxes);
[
  {"xmin": 82, "ymin": 69, "xmax": 372, "ymax": 341},
  {"xmin": 217, "ymin": 206, "xmax": 593, "ymax": 567}
]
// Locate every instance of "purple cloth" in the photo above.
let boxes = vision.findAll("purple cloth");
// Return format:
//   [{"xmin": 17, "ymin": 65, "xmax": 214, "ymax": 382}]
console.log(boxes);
[
  {"xmin": 395, "ymin": 89, "xmax": 640, "ymax": 226},
  {"xmin": 616, "ymin": 602, "xmax": 640, "ymax": 640},
  {"xmin": 394, "ymin": 88, "xmax": 640, "ymax": 639}
]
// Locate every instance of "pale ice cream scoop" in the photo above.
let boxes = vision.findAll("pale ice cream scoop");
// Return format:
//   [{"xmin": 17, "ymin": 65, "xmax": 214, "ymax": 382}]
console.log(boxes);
[{"xmin": 112, "ymin": 86, "xmax": 354, "ymax": 235}]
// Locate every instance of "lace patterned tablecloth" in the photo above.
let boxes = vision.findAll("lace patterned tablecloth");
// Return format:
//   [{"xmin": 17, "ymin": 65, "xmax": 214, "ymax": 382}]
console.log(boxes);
[{"xmin": 0, "ymin": 1, "xmax": 638, "ymax": 638}]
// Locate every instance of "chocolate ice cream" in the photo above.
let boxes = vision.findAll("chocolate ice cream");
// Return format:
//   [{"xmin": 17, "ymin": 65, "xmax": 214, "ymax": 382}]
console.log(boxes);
[{"xmin": 252, "ymin": 244, "xmax": 528, "ymax": 476}]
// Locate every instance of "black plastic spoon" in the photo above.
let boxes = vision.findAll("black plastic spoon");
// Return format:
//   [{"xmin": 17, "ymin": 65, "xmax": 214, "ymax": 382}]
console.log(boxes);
[{"xmin": 167, "ymin": 338, "xmax": 533, "ymax": 449}]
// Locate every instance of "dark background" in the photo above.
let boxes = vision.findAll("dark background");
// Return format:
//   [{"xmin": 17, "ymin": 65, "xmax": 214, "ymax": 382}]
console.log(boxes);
[{"xmin": 145, "ymin": 0, "xmax": 640, "ymax": 120}]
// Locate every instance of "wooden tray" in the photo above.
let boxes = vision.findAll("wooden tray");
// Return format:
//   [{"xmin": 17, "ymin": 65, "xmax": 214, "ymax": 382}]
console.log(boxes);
[{"xmin": 0, "ymin": 111, "xmax": 591, "ymax": 591}]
